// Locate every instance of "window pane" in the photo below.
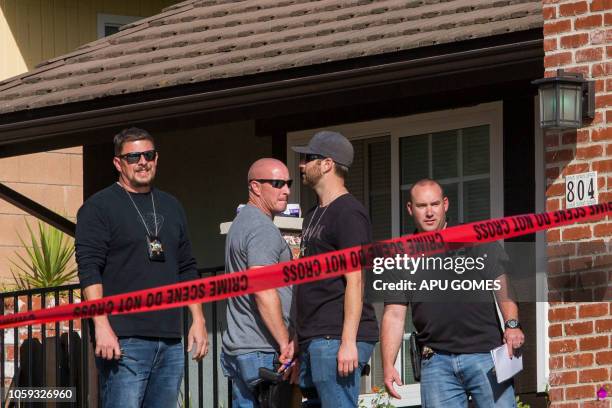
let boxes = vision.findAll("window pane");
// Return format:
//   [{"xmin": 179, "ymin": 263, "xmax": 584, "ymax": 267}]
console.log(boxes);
[
  {"xmin": 464, "ymin": 179, "xmax": 490, "ymax": 223},
  {"xmin": 297, "ymin": 152, "xmax": 317, "ymax": 213},
  {"xmin": 540, "ymin": 85, "xmax": 556, "ymax": 123},
  {"xmin": 346, "ymin": 140, "xmax": 365, "ymax": 204},
  {"xmin": 442, "ymin": 182, "xmax": 459, "ymax": 225},
  {"xmin": 432, "ymin": 130, "xmax": 458, "ymax": 179},
  {"xmin": 104, "ymin": 25, "xmax": 120, "ymax": 37},
  {"xmin": 369, "ymin": 140, "xmax": 391, "ymax": 241},
  {"xmin": 560, "ymin": 85, "xmax": 580, "ymax": 123},
  {"xmin": 400, "ymin": 188, "xmax": 414, "ymax": 235},
  {"xmin": 462, "ymin": 126, "xmax": 489, "ymax": 176},
  {"xmin": 400, "ymin": 135, "xmax": 428, "ymax": 184}
]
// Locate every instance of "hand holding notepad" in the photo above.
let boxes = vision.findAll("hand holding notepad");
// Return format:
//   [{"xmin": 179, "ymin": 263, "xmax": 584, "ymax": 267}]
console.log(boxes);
[{"xmin": 490, "ymin": 344, "xmax": 523, "ymax": 383}]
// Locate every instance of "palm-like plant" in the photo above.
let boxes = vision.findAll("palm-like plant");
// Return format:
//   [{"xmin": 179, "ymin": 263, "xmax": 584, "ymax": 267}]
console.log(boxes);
[{"xmin": 10, "ymin": 219, "xmax": 77, "ymax": 289}]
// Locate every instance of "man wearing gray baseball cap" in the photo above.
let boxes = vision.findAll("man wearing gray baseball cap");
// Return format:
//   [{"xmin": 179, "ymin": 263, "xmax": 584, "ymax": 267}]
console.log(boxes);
[
  {"xmin": 292, "ymin": 130, "xmax": 355, "ymax": 168},
  {"xmin": 292, "ymin": 130, "xmax": 379, "ymax": 408}
]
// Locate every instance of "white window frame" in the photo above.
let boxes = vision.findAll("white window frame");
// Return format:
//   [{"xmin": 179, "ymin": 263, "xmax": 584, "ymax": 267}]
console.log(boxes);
[
  {"xmin": 97, "ymin": 13, "xmax": 141, "ymax": 39},
  {"xmin": 287, "ymin": 101, "xmax": 504, "ymax": 406},
  {"xmin": 534, "ymin": 96, "xmax": 549, "ymax": 393}
]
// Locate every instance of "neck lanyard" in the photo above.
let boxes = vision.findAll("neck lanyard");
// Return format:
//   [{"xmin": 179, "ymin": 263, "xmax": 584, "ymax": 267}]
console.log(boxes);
[{"xmin": 118, "ymin": 183, "xmax": 158, "ymax": 237}]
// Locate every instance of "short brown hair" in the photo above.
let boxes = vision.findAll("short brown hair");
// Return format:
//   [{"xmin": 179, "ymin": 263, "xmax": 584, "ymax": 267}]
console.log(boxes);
[
  {"xmin": 113, "ymin": 127, "xmax": 155, "ymax": 156},
  {"xmin": 334, "ymin": 163, "xmax": 349, "ymax": 179}
]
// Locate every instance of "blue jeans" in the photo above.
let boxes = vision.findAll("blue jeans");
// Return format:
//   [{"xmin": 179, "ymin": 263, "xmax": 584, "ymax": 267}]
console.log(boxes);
[
  {"xmin": 221, "ymin": 351, "xmax": 276, "ymax": 408},
  {"xmin": 420, "ymin": 352, "xmax": 516, "ymax": 408},
  {"xmin": 96, "ymin": 337, "xmax": 184, "ymax": 408},
  {"xmin": 299, "ymin": 338, "xmax": 375, "ymax": 408}
]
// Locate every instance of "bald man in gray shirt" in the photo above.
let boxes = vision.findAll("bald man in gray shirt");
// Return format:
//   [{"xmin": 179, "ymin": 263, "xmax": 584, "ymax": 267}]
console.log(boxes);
[{"xmin": 221, "ymin": 158, "xmax": 295, "ymax": 408}]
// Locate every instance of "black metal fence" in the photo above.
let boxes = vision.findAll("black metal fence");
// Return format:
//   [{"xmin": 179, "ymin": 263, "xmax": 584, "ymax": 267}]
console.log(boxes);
[{"xmin": 0, "ymin": 267, "xmax": 225, "ymax": 408}]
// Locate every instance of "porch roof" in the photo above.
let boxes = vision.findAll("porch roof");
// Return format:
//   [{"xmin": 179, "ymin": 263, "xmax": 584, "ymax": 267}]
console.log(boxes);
[{"xmin": 0, "ymin": 0, "xmax": 542, "ymax": 115}]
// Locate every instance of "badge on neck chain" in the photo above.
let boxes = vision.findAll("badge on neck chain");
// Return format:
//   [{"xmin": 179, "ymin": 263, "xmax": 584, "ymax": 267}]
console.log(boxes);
[
  {"xmin": 120, "ymin": 183, "xmax": 166, "ymax": 262},
  {"xmin": 147, "ymin": 235, "xmax": 165, "ymax": 261}
]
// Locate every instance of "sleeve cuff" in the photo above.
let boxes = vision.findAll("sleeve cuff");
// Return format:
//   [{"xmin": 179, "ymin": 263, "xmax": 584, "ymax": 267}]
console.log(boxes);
[{"xmin": 78, "ymin": 272, "xmax": 102, "ymax": 289}]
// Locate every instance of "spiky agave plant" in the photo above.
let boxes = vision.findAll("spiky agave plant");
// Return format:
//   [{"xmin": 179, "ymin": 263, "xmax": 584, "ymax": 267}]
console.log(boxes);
[{"xmin": 10, "ymin": 219, "xmax": 77, "ymax": 290}]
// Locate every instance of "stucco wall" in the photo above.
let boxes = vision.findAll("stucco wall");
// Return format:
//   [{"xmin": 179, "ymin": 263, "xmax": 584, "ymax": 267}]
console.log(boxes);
[{"xmin": 0, "ymin": 148, "xmax": 83, "ymax": 287}]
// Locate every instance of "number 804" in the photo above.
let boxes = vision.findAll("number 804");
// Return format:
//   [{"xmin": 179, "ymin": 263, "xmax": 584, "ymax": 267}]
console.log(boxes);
[{"xmin": 567, "ymin": 178, "xmax": 595, "ymax": 203}]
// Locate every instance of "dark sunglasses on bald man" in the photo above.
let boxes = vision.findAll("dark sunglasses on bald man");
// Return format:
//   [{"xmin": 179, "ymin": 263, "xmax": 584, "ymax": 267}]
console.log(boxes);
[
  {"xmin": 250, "ymin": 179, "xmax": 293, "ymax": 189},
  {"xmin": 117, "ymin": 150, "xmax": 157, "ymax": 164}
]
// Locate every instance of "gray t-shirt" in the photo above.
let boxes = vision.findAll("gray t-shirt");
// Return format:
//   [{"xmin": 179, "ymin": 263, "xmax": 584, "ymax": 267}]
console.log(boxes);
[{"xmin": 222, "ymin": 204, "xmax": 293, "ymax": 355}]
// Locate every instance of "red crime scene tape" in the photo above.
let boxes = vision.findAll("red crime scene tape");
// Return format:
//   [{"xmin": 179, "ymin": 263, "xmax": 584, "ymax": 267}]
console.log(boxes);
[{"xmin": 0, "ymin": 202, "xmax": 610, "ymax": 329}]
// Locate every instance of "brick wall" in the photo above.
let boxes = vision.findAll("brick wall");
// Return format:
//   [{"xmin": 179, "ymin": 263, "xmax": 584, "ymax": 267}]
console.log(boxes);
[{"xmin": 543, "ymin": 0, "xmax": 611, "ymax": 407}]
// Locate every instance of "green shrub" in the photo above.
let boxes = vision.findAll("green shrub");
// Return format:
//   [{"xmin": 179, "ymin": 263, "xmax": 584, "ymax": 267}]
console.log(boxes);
[{"xmin": 10, "ymin": 219, "xmax": 77, "ymax": 289}]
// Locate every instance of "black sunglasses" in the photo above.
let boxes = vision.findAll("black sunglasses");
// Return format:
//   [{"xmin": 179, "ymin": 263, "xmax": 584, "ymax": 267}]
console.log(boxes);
[
  {"xmin": 302, "ymin": 154, "xmax": 327, "ymax": 163},
  {"xmin": 117, "ymin": 150, "xmax": 157, "ymax": 164},
  {"xmin": 250, "ymin": 179, "xmax": 293, "ymax": 189}
]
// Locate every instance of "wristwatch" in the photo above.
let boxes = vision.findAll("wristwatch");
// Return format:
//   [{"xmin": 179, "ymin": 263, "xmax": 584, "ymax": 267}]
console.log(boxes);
[{"xmin": 504, "ymin": 319, "xmax": 521, "ymax": 329}]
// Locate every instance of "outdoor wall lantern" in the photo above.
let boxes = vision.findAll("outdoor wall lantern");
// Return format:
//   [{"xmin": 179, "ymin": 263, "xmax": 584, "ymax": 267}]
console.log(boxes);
[{"xmin": 532, "ymin": 69, "xmax": 595, "ymax": 130}]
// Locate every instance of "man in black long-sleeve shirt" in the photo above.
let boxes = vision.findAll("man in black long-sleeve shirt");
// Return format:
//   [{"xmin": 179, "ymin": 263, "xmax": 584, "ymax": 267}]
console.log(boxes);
[{"xmin": 76, "ymin": 127, "xmax": 208, "ymax": 408}]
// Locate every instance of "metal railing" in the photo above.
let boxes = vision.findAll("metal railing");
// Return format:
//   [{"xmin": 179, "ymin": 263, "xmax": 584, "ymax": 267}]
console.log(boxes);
[
  {"xmin": 0, "ymin": 284, "xmax": 84, "ymax": 406},
  {"xmin": 0, "ymin": 267, "xmax": 226, "ymax": 408}
]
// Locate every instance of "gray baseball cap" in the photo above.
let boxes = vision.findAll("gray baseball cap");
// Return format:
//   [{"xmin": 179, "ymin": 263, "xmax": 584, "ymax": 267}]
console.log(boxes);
[{"xmin": 292, "ymin": 130, "xmax": 354, "ymax": 168}]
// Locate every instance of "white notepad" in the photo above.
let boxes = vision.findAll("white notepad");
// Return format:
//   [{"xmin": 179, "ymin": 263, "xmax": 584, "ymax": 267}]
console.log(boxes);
[{"xmin": 490, "ymin": 344, "xmax": 523, "ymax": 383}]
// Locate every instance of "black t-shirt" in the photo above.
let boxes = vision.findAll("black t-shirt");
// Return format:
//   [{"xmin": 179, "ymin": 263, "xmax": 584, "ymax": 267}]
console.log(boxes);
[
  {"xmin": 75, "ymin": 183, "xmax": 198, "ymax": 338},
  {"xmin": 296, "ymin": 193, "xmax": 379, "ymax": 344},
  {"xmin": 385, "ymin": 241, "xmax": 508, "ymax": 354}
]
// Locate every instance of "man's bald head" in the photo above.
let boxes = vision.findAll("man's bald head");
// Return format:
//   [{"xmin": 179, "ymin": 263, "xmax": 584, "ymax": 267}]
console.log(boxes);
[
  {"xmin": 247, "ymin": 158, "xmax": 291, "ymax": 216},
  {"xmin": 248, "ymin": 158, "xmax": 289, "ymax": 181}
]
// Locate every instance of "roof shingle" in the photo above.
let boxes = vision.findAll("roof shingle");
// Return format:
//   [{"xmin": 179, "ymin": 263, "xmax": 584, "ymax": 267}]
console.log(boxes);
[{"xmin": 0, "ymin": 0, "xmax": 542, "ymax": 114}]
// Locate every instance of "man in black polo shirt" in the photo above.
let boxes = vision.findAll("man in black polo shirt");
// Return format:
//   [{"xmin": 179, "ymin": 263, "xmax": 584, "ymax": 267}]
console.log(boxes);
[
  {"xmin": 292, "ymin": 130, "xmax": 379, "ymax": 408},
  {"xmin": 380, "ymin": 178, "xmax": 523, "ymax": 407}
]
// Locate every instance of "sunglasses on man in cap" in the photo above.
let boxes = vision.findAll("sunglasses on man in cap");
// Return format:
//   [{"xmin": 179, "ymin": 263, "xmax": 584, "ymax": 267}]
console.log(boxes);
[{"xmin": 291, "ymin": 130, "xmax": 354, "ymax": 168}]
